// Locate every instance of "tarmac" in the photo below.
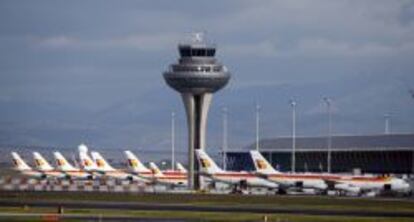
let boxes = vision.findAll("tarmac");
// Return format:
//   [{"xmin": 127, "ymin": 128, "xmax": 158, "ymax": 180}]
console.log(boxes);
[{"xmin": 0, "ymin": 199, "xmax": 414, "ymax": 218}]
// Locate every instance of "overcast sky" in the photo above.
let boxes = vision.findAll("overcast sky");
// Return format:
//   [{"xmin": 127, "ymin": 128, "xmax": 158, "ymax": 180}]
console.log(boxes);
[{"xmin": 0, "ymin": 1, "xmax": 413, "ymax": 158}]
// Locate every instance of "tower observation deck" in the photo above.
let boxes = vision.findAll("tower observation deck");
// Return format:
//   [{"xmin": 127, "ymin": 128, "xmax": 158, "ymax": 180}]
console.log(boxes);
[{"xmin": 163, "ymin": 33, "xmax": 231, "ymax": 190}]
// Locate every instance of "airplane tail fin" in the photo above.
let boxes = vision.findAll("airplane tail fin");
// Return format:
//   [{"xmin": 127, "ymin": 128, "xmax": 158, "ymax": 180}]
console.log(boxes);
[
  {"xmin": 249, "ymin": 150, "xmax": 279, "ymax": 174},
  {"xmin": 11, "ymin": 152, "xmax": 32, "ymax": 171},
  {"xmin": 33, "ymin": 152, "xmax": 54, "ymax": 171},
  {"xmin": 195, "ymin": 150, "xmax": 223, "ymax": 175},
  {"xmin": 54, "ymin": 152, "xmax": 77, "ymax": 171},
  {"xmin": 124, "ymin": 150, "xmax": 150, "ymax": 172},
  {"xmin": 149, "ymin": 162, "xmax": 164, "ymax": 177},
  {"xmin": 79, "ymin": 150, "xmax": 97, "ymax": 171},
  {"xmin": 176, "ymin": 162, "xmax": 187, "ymax": 173},
  {"xmin": 91, "ymin": 151, "xmax": 114, "ymax": 171}
]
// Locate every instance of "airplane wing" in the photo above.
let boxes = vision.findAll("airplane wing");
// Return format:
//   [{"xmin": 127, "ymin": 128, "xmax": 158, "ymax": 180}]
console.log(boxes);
[{"xmin": 323, "ymin": 179, "xmax": 361, "ymax": 193}]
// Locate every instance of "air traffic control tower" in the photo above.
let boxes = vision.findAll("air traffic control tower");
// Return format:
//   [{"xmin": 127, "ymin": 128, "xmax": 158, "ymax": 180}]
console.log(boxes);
[{"xmin": 163, "ymin": 33, "xmax": 231, "ymax": 190}]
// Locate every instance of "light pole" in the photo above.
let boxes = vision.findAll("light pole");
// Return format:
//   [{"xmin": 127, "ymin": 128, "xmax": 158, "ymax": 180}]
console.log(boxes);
[
  {"xmin": 171, "ymin": 112, "xmax": 176, "ymax": 171},
  {"xmin": 323, "ymin": 97, "xmax": 332, "ymax": 174},
  {"xmin": 222, "ymin": 107, "xmax": 228, "ymax": 170},
  {"xmin": 290, "ymin": 99, "xmax": 296, "ymax": 173},
  {"xmin": 384, "ymin": 113, "xmax": 391, "ymax": 134},
  {"xmin": 256, "ymin": 104, "xmax": 261, "ymax": 151}
]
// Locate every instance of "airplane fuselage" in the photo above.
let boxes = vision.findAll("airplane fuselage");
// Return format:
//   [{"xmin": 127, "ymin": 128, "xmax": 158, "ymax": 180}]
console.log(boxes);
[
  {"xmin": 131, "ymin": 170, "xmax": 187, "ymax": 187},
  {"xmin": 264, "ymin": 173, "xmax": 328, "ymax": 190},
  {"xmin": 204, "ymin": 172, "xmax": 278, "ymax": 188}
]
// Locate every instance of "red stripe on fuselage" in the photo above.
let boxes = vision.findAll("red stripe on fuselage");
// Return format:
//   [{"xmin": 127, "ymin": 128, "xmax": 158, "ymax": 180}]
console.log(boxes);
[
  {"xmin": 211, "ymin": 172, "xmax": 257, "ymax": 178},
  {"xmin": 266, "ymin": 173, "xmax": 391, "ymax": 182}
]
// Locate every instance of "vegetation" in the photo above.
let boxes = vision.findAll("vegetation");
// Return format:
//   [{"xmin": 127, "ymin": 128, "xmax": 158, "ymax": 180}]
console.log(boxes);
[
  {"xmin": 1, "ymin": 207, "xmax": 414, "ymax": 222},
  {"xmin": 1, "ymin": 191, "xmax": 414, "ymax": 221},
  {"xmin": 2, "ymin": 191, "xmax": 414, "ymax": 213}
]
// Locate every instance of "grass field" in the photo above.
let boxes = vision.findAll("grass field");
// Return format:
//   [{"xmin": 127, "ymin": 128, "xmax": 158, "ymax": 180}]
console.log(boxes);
[
  {"xmin": 1, "ymin": 207, "xmax": 414, "ymax": 222},
  {"xmin": 1, "ymin": 191, "xmax": 414, "ymax": 221},
  {"xmin": 2, "ymin": 191, "xmax": 414, "ymax": 212}
]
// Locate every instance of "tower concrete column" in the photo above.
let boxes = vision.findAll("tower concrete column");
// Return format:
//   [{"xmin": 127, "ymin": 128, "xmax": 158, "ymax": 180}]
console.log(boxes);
[{"xmin": 182, "ymin": 93, "xmax": 212, "ymax": 188}]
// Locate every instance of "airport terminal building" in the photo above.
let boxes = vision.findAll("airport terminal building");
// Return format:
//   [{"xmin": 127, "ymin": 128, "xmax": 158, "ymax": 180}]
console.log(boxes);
[{"xmin": 226, "ymin": 134, "xmax": 414, "ymax": 175}]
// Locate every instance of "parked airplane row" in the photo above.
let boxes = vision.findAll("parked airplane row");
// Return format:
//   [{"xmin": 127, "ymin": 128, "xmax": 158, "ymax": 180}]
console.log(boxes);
[
  {"xmin": 195, "ymin": 150, "xmax": 411, "ymax": 195},
  {"xmin": 11, "ymin": 146, "xmax": 187, "ymax": 188},
  {"xmin": 10, "ymin": 145, "xmax": 411, "ymax": 196}
]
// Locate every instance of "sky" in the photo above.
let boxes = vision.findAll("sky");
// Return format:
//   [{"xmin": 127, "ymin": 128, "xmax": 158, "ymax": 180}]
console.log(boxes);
[{"xmin": 0, "ymin": 1, "xmax": 414, "ymax": 161}]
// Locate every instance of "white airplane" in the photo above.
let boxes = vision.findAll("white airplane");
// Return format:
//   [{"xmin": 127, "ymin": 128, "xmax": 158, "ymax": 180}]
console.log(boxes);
[
  {"xmin": 53, "ymin": 151, "xmax": 94, "ymax": 180},
  {"xmin": 250, "ymin": 150, "xmax": 411, "ymax": 195},
  {"xmin": 195, "ymin": 149, "xmax": 278, "ymax": 190},
  {"xmin": 123, "ymin": 150, "xmax": 187, "ymax": 187},
  {"xmin": 91, "ymin": 151, "xmax": 147, "ymax": 182},
  {"xmin": 162, "ymin": 162, "xmax": 188, "ymax": 176},
  {"xmin": 11, "ymin": 152, "xmax": 45, "ymax": 179},
  {"xmin": 148, "ymin": 162, "xmax": 187, "ymax": 187},
  {"xmin": 176, "ymin": 163, "xmax": 187, "ymax": 173},
  {"xmin": 78, "ymin": 149, "xmax": 99, "ymax": 172},
  {"xmin": 32, "ymin": 152, "xmax": 67, "ymax": 179},
  {"xmin": 250, "ymin": 150, "xmax": 328, "ymax": 193},
  {"xmin": 323, "ymin": 174, "xmax": 411, "ymax": 195}
]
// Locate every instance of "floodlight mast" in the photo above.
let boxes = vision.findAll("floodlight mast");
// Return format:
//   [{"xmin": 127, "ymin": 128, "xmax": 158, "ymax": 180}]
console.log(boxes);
[
  {"xmin": 256, "ymin": 104, "xmax": 261, "ymax": 151},
  {"xmin": 290, "ymin": 99, "xmax": 296, "ymax": 173},
  {"xmin": 384, "ymin": 113, "xmax": 391, "ymax": 135},
  {"xmin": 163, "ymin": 33, "xmax": 230, "ymax": 190},
  {"xmin": 171, "ymin": 112, "xmax": 176, "ymax": 170},
  {"xmin": 222, "ymin": 107, "xmax": 228, "ymax": 170},
  {"xmin": 323, "ymin": 97, "xmax": 332, "ymax": 174}
]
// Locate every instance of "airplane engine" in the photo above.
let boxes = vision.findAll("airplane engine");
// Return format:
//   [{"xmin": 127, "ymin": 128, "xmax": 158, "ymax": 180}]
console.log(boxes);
[
  {"xmin": 87, "ymin": 175, "xmax": 94, "ymax": 180},
  {"xmin": 295, "ymin": 181, "xmax": 303, "ymax": 188},
  {"xmin": 208, "ymin": 181, "xmax": 216, "ymax": 189},
  {"xmin": 239, "ymin": 180, "xmax": 248, "ymax": 190},
  {"xmin": 383, "ymin": 184, "xmax": 392, "ymax": 191},
  {"xmin": 335, "ymin": 183, "xmax": 360, "ymax": 194},
  {"xmin": 65, "ymin": 175, "xmax": 71, "ymax": 180},
  {"xmin": 277, "ymin": 188, "xmax": 287, "ymax": 195},
  {"xmin": 126, "ymin": 175, "xmax": 134, "ymax": 181}
]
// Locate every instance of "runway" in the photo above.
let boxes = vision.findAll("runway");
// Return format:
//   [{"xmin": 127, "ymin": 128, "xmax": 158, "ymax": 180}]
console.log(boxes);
[{"xmin": 1, "ymin": 199, "xmax": 414, "ymax": 218}]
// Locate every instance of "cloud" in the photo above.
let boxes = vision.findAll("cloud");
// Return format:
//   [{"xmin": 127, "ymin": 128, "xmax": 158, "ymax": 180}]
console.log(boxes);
[
  {"xmin": 29, "ymin": 32, "xmax": 182, "ymax": 52},
  {"xmin": 32, "ymin": 36, "xmax": 79, "ymax": 49},
  {"xmin": 222, "ymin": 38, "xmax": 414, "ymax": 58},
  {"xmin": 106, "ymin": 32, "xmax": 182, "ymax": 51},
  {"xmin": 222, "ymin": 41, "xmax": 278, "ymax": 57},
  {"xmin": 211, "ymin": 0, "xmax": 414, "ymax": 58},
  {"xmin": 16, "ymin": 1, "xmax": 414, "ymax": 58},
  {"xmin": 293, "ymin": 38, "xmax": 414, "ymax": 57}
]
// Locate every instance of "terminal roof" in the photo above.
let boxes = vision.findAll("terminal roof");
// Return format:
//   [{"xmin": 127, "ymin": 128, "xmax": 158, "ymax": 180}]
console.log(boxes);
[{"xmin": 242, "ymin": 134, "xmax": 414, "ymax": 152}]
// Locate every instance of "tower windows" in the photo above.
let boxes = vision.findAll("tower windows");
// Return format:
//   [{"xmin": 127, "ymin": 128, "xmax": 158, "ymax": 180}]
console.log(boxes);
[
  {"xmin": 179, "ymin": 48, "xmax": 191, "ymax": 57},
  {"xmin": 179, "ymin": 47, "xmax": 216, "ymax": 57}
]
